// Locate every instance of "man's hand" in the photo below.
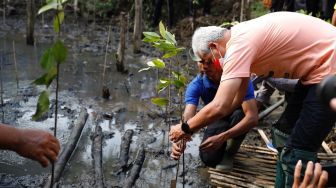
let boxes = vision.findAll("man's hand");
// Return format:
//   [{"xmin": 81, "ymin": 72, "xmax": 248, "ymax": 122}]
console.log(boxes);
[
  {"xmin": 15, "ymin": 129, "xmax": 60, "ymax": 167},
  {"xmin": 169, "ymin": 123, "xmax": 190, "ymax": 142},
  {"xmin": 199, "ymin": 133, "xmax": 226, "ymax": 152},
  {"xmin": 293, "ymin": 160, "xmax": 328, "ymax": 188},
  {"xmin": 171, "ymin": 141, "xmax": 186, "ymax": 160}
]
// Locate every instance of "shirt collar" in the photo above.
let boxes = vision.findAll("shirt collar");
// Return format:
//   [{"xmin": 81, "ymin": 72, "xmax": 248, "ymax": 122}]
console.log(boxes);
[{"xmin": 199, "ymin": 74, "xmax": 218, "ymax": 89}]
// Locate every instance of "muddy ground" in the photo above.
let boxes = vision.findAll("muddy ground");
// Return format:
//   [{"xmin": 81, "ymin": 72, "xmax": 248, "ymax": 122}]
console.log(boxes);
[{"xmin": 0, "ymin": 10, "xmax": 335, "ymax": 188}]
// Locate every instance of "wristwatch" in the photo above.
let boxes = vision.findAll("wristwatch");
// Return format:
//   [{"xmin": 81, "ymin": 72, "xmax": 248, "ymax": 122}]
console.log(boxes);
[{"xmin": 181, "ymin": 122, "xmax": 193, "ymax": 135}]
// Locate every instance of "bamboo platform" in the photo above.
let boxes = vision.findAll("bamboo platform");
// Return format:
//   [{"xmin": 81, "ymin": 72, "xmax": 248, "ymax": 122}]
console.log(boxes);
[{"xmin": 208, "ymin": 145, "xmax": 336, "ymax": 188}]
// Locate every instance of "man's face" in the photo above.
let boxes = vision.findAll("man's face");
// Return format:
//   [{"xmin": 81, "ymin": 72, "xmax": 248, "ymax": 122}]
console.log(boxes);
[{"xmin": 197, "ymin": 53, "xmax": 222, "ymax": 84}]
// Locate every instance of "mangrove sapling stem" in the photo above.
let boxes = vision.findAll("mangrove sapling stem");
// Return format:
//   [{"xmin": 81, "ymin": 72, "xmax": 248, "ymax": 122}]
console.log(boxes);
[
  {"xmin": 44, "ymin": 108, "xmax": 89, "ymax": 188},
  {"xmin": 50, "ymin": 6, "xmax": 62, "ymax": 187},
  {"xmin": 12, "ymin": 41, "xmax": 18, "ymax": 95}
]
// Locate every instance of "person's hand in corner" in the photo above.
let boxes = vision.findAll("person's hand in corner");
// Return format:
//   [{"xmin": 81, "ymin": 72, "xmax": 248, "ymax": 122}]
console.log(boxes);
[
  {"xmin": 293, "ymin": 160, "xmax": 328, "ymax": 188},
  {"xmin": 0, "ymin": 124, "xmax": 60, "ymax": 167},
  {"xmin": 15, "ymin": 129, "xmax": 60, "ymax": 167}
]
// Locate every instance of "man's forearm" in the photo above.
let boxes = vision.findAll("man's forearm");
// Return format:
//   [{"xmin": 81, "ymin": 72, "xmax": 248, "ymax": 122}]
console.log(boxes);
[
  {"xmin": 0, "ymin": 124, "xmax": 21, "ymax": 151},
  {"xmin": 188, "ymin": 101, "xmax": 232, "ymax": 132}
]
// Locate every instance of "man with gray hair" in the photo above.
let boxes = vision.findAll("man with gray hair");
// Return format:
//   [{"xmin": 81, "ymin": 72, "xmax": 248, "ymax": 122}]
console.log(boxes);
[{"xmin": 169, "ymin": 12, "xmax": 336, "ymax": 188}]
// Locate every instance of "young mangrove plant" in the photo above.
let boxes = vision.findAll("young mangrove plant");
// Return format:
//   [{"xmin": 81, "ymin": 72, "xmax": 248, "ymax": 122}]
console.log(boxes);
[
  {"xmin": 32, "ymin": 0, "xmax": 69, "ymax": 187},
  {"xmin": 140, "ymin": 21, "xmax": 188, "ymax": 187}
]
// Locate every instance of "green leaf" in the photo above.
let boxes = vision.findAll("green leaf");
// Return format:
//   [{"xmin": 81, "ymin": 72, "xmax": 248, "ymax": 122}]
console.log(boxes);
[
  {"xmin": 32, "ymin": 91, "xmax": 50, "ymax": 121},
  {"xmin": 40, "ymin": 48, "xmax": 56, "ymax": 70},
  {"xmin": 38, "ymin": 2, "xmax": 59, "ymax": 14},
  {"xmin": 157, "ymin": 78, "xmax": 170, "ymax": 93},
  {"xmin": 138, "ymin": 67, "xmax": 151, "ymax": 72},
  {"xmin": 165, "ymin": 31, "xmax": 177, "ymax": 45},
  {"xmin": 162, "ymin": 51, "xmax": 178, "ymax": 58},
  {"xmin": 159, "ymin": 78, "xmax": 170, "ymax": 84},
  {"xmin": 151, "ymin": 97, "xmax": 168, "ymax": 107},
  {"xmin": 172, "ymin": 71, "xmax": 181, "ymax": 79},
  {"xmin": 157, "ymin": 82, "xmax": 169, "ymax": 93},
  {"xmin": 146, "ymin": 59, "xmax": 165, "ymax": 69},
  {"xmin": 52, "ymin": 40, "xmax": 67, "ymax": 63},
  {"xmin": 53, "ymin": 11, "xmax": 65, "ymax": 33},
  {"xmin": 143, "ymin": 32, "xmax": 160, "ymax": 38},
  {"xmin": 173, "ymin": 79, "xmax": 185, "ymax": 89},
  {"xmin": 159, "ymin": 21, "xmax": 166, "ymax": 39},
  {"xmin": 142, "ymin": 37, "xmax": 160, "ymax": 43},
  {"xmin": 33, "ymin": 67, "xmax": 57, "ymax": 87},
  {"xmin": 152, "ymin": 59, "xmax": 165, "ymax": 68},
  {"xmin": 179, "ymin": 75, "xmax": 188, "ymax": 86},
  {"xmin": 153, "ymin": 41, "xmax": 176, "ymax": 52}
]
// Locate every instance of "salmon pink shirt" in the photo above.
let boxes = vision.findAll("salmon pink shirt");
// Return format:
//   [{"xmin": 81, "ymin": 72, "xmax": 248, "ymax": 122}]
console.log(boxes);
[{"xmin": 221, "ymin": 12, "xmax": 336, "ymax": 85}]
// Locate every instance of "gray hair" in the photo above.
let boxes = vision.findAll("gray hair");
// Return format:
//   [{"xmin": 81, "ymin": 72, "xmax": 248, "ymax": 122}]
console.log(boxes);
[{"xmin": 191, "ymin": 26, "xmax": 227, "ymax": 59}]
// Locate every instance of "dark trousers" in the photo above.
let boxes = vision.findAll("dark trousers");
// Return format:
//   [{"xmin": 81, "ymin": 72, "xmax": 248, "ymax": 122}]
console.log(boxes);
[
  {"xmin": 277, "ymin": 82, "xmax": 335, "ymax": 151},
  {"xmin": 273, "ymin": 82, "xmax": 336, "ymax": 187},
  {"xmin": 199, "ymin": 108, "xmax": 245, "ymax": 167}
]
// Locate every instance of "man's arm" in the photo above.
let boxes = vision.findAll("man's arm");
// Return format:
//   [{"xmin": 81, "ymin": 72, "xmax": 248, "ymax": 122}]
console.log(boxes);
[
  {"xmin": 188, "ymin": 77, "xmax": 248, "ymax": 132},
  {"xmin": 0, "ymin": 123, "xmax": 60, "ymax": 167},
  {"xmin": 183, "ymin": 104, "xmax": 197, "ymax": 122},
  {"xmin": 170, "ymin": 77, "xmax": 249, "ymax": 142},
  {"xmin": 199, "ymin": 98, "xmax": 258, "ymax": 151}
]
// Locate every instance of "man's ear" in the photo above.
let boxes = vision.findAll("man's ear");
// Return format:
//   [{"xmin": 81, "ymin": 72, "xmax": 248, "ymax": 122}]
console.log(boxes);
[{"xmin": 208, "ymin": 42, "xmax": 217, "ymax": 49}]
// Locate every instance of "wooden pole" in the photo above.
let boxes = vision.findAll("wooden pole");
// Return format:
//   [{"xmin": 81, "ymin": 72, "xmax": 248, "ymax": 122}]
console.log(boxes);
[
  {"xmin": 44, "ymin": 108, "xmax": 89, "ymax": 187},
  {"xmin": 133, "ymin": 0, "xmax": 142, "ymax": 53},
  {"xmin": 240, "ymin": 0, "xmax": 245, "ymax": 22},
  {"xmin": 258, "ymin": 98, "xmax": 285, "ymax": 120},
  {"xmin": 26, "ymin": 0, "xmax": 35, "ymax": 45},
  {"xmin": 92, "ymin": 124, "xmax": 104, "ymax": 188},
  {"xmin": 0, "ymin": 50, "xmax": 4, "ymax": 122},
  {"xmin": 12, "ymin": 41, "xmax": 18, "ymax": 94},
  {"xmin": 2, "ymin": 0, "xmax": 5, "ymax": 25},
  {"xmin": 102, "ymin": 26, "xmax": 111, "ymax": 99},
  {"xmin": 116, "ymin": 12, "xmax": 127, "ymax": 73}
]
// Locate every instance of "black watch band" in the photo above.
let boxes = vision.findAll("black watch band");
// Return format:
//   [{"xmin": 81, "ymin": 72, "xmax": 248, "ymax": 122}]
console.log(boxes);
[{"xmin": 181, "ymin": 122, "xmax": 193, "ymax": 135}]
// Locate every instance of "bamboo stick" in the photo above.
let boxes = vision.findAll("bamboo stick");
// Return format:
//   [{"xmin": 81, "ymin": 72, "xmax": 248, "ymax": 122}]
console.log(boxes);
[{"xmin": 12, "ymin": 41, "xmax": 18, "ymax": 94}]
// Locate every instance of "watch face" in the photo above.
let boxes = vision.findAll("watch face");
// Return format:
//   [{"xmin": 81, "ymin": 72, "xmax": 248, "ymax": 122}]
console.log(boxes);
[{"xmin": 182, "ymin": 122, "xmax": 190, "ymax": 134}]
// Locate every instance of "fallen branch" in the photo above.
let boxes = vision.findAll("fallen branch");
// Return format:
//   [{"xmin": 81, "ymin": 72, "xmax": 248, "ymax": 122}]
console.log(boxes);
[
  {"xmin": 44, "ymin": 108, "xmax": 88, "ymax": 187},
  {"xmin": 120, "ymin": 129, "xmax": 134, "ymax": 171},
  {"xmin": 123, "ymin": 145, "xmax": 146, "ymax": 188},
  {"xmin": 92, "ymin": 124, "xmax": 104, "ymax": 188}
]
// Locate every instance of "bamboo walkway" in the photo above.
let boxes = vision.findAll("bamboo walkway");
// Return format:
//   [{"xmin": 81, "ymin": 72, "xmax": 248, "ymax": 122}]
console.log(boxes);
[{"xmin": 208, "ymin": 145, "xmax": 336, "ymax": 188}]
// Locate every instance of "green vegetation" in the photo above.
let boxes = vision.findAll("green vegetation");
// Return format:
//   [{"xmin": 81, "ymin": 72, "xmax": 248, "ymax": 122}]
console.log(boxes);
[
  {"xmin": 32, "ymin": 0, "xmax": 68, "ymax": 120},
  {"xmin": 250, "ymin": 0, "xmax": 269, "ymax": 18},
  {"xmin": 141, "ymin": 21, "xmax": 187, "ymax": 109}
]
